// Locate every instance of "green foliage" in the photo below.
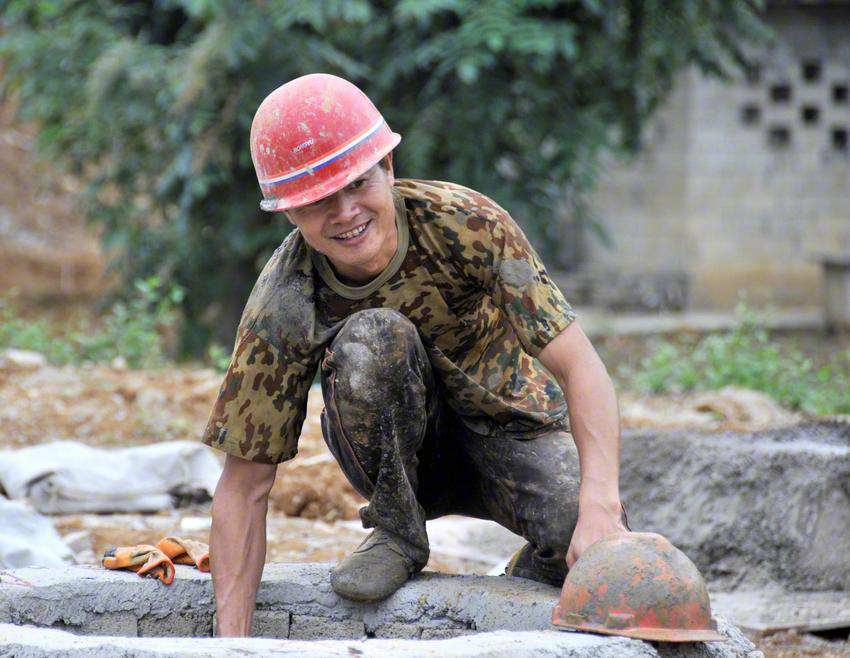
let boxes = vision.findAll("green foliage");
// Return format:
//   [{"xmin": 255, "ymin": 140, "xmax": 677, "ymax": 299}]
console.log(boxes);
[
  {"xmin": 0, "ymin": 0, "xmax": 770, "ymax": 351},
  {"xmin": 207, "ymin": 343, "xmax": 233, "ymax": 374},
  {"xmin": 619, "ymin": 303, "xmax": 850, "ymax": 416},
  {"xmin": 0, "ymin": 278, "xmax": 183, "ymax": 369}
]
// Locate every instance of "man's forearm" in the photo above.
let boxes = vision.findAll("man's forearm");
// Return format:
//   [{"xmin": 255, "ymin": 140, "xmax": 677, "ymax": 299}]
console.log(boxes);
[
  {"xmin": 210, "ymin": 457, "xmax": 276, "ymax": 637},
  {"xmin": 560, "ymin": 360, "xmax": 622, "ymax": 513},
  {"xmin": 538, "ymin": 322, "xmax": 627, "ymax": 564}
]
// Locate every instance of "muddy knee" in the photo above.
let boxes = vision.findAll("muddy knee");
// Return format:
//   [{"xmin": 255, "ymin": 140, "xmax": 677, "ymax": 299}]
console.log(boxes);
[
  {"xmin": 325, "ymin": 308, "xmax": 430, "ymax": 410},
  {"xmin": 320, "ymin": 309, "xmax": 433, "ymax": 486}
]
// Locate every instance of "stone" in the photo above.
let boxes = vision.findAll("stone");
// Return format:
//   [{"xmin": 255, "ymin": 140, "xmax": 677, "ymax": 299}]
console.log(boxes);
[
  {"xmin": 139, "ymin": 611, "xmax": 213, "ymax": 638},
  {"xmin": 250, "ymin": 610, "xmax": 290, "ymax": 639},
  {"xmin": 288, "ymin": 615, "xmax": 364, "ymax": 640},
  {"xmin": 365, "ymin": 621, "xmax": 421, "ymax": 639},
  {"xmin": 56, "ymin": 611, "xmax": 138, "ymax": 637}
]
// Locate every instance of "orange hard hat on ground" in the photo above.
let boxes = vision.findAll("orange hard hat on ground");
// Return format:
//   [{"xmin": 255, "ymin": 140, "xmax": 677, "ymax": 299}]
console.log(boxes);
[
  {"xmin": 250, "ymin": 73, "xmax": 401, "ymax": 212},
  {"xmin": 552, "ymin": 532, "xmax": 725, "ymax": 643}
]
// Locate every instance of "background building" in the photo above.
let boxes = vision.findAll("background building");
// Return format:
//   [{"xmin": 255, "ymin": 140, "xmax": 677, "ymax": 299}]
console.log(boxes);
[{"xmin": 579, "ymin": 1, "xmax": 850, "ymax": 312}]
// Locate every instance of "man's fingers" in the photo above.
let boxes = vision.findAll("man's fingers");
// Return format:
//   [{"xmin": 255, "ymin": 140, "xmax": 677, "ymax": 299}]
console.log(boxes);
[{"xmin": 566, "ymin": 546, "xmax": 578, "ymax": 569}]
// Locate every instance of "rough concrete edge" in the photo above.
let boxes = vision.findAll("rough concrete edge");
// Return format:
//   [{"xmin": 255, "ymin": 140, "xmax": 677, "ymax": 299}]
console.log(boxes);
[
  {"xmin": 0, "ymin": 564, "xmax": 213, "ymax": 635},
  {"xmin": 0, "ymin": 564, "xmax": 761, "ymax": 656},
  {"xmin": 0, "ymin": 563, "xmax": 564, "ymax": 640},
  {"xmin": 254, "ymin": 565, "xmax": 560, "ymax": 633},
  {"xmin": 0, "ymin": 623, "xmax": 762, "ymax": 658}
]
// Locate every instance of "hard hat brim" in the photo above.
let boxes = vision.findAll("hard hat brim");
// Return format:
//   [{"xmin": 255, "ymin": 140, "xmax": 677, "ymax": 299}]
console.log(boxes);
[
  {"xmin": 259, "ymin": 132, "xmax": 401, "ymax": 212},
  {"xmin": 552, "ymin": 607, "xmax": 727, "ymax": 643}
]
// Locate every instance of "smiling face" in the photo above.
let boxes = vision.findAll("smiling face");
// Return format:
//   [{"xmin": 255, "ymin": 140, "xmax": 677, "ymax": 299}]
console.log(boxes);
[{"xmin": 286, "ymin": 157, "xmax": 398, "ymax": 285}]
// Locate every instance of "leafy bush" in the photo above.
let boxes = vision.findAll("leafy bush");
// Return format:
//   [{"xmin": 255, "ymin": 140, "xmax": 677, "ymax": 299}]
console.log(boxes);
[
  {"xmin": 0, "ymin": 277, "xmax": 183, "ymax": 369},
  {"xmin": 619, "ymin": 303, "xmax": 850, "ymax": 415},
  {"xmin": 0, "ymin": 0, "xmax": 770, "ymax": 353},
  {"xmin": 207, "ymin": 343, "xmax": 233, "ymax": 374}
]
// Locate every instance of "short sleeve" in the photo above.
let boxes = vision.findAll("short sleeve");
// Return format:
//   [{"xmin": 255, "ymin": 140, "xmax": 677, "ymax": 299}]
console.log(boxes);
[
  {"xmin": 486, "ymin": 215, "xmax": 576, "ymax": 356},
  {"xmin": 201, "ymin": 326, "xmax": 316, "ymax": 465}
]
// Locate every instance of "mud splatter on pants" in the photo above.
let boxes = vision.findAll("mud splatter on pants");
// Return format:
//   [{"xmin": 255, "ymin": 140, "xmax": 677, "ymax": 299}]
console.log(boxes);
[{"xmin": 320, "ymin": 308, "xmax": 581, "ymax": 586}]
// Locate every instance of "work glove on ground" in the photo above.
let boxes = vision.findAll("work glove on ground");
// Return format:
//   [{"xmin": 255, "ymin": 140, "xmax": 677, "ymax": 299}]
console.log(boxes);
[
  {"xmin": 156, "ymin": 536, "xmax": 210, "ymax": 572},
  {"xmin": 101, "ymin": 544, "xmax": 176, "ymax": 585}
]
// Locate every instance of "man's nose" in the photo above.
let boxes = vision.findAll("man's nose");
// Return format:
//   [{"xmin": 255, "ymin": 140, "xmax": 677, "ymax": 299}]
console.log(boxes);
[{"xmin": 328, "ymin": 191, "xmax": 357, "ymax": 222}]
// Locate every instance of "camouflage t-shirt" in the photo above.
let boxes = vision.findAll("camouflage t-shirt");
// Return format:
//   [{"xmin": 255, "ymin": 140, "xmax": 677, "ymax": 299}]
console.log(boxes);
[{"xmin": 202, "ymin": 179, "xmax": 576, "ymax": 464}]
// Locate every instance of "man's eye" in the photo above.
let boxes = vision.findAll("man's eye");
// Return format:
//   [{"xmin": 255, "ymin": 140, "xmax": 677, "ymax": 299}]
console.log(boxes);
[
  {"xmin": 349, "ymin": 179, "xmax": 366, "ymax": 190},
  {"xmin": 302, "ymin": 199, "xmax": 326, "ymax": 213}
]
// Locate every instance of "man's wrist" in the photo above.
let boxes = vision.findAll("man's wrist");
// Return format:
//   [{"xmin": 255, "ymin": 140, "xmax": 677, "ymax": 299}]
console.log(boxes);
[{"xmin": 577, "ymin": 482, "xmax": 622, "ymax": 516}]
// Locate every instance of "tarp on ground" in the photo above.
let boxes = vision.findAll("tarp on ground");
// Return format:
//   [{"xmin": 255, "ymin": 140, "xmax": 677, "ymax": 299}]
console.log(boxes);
[
  {"xmin": 0, "ymin": 496, "xmax": 74, "ymax": 568},
  {"xmin": 0, "ymin": 440, "xmax": 222, "ymax": 514}
]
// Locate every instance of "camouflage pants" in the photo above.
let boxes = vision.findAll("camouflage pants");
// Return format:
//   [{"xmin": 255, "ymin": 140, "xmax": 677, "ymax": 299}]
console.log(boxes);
[{"xmin": 320, "ymin": 308, "xmax": 581, "ymax": 582}]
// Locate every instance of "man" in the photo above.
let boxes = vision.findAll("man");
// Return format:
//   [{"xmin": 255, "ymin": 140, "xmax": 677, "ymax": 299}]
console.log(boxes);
[{"xmin": 203, "ymin": 73, "xmax": 628, "ymax": 637}]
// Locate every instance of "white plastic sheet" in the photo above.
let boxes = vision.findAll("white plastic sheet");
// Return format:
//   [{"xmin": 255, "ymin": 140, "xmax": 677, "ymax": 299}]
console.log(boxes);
[
  {"xmin": 0, "ymin": 440, "xmax": 222, "ymax": 514},
  {"xmin": 0, "ymin": 496, "xmax": 74, "ymax": 568}
]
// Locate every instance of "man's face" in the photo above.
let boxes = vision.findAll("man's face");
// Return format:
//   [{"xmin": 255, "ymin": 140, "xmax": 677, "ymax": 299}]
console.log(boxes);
[{"xmin": 286, "ymin": 159, "xmax": 398, "ymax": 285}]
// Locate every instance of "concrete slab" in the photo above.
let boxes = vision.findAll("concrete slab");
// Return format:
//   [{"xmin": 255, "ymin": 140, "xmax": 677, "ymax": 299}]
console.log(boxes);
[
  {"xmin": 620, "ymin": 421, "xmax": 850, "ymax": 591},
  {"xmin": 711, "ymin": 589, "xmax": 850, "ymax": 635},
  {"xmin": 0, "ymin": 623, "xmax": 762, "ymax": 658},
  {"xmin": 0, "ymin": 563, "xmax": 761, "ymax": 656}
]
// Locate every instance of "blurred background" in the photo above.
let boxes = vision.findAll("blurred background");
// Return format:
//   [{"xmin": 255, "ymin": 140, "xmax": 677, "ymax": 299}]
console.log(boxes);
[{"xmin": 0, "ymin": 3, "xmax": 849, "ymax": 655}]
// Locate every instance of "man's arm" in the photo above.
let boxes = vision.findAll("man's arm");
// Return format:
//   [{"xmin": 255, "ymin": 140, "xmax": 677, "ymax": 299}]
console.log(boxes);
[
  {"xmin": 210, "ymin": 454, "xmax": 277, "ymax": 637},
  {"xmin": 538, "ymin": 320, "xmax": 628, "ymax": 568}
]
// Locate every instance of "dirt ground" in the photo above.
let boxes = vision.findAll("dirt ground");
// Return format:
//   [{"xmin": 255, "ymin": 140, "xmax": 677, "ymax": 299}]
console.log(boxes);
[{"xmin": 4, "ymin": 354, "xmax": 850, "ymax": 656}]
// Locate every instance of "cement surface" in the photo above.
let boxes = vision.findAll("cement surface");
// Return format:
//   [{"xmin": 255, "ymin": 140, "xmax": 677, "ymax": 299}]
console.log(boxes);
[
  {"xmin": 711, "ymin": 589, "xmax": 850, "ymax": 634},
  {"xmin": 0, "ymin": 564, "xmax": 760, "ymax": 657},
  {"xmin": 620, "ymin": 421, "xmax": 850, "ymax": 591},
  {"xmin": 0, "ymin": 623, "xmax": 761, "ymax": 658}
]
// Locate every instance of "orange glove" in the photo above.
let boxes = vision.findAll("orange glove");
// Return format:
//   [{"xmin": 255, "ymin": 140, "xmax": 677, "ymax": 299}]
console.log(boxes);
[
  {"xmin": 102, "ymin": 545, "xmax": 176, "ymax": 585},
  {"xmin": 156, "ymin": 536, "xmax": 210, "ymax": 573}
]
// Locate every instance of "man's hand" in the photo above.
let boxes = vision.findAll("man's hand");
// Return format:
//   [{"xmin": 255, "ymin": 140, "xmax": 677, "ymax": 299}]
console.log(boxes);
[
  {"xmin": 210, "ymin": 454, "xmax": 277, "ymax": 637},
  {"xmin": 566, "ymin": 500, "xmax": 629, "ymax": 568}
]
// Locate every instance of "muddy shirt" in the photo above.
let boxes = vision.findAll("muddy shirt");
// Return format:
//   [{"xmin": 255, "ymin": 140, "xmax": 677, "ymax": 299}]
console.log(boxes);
[{"xmin": 202, "ymin": 179, "xmax": 576, "ymax": 464}]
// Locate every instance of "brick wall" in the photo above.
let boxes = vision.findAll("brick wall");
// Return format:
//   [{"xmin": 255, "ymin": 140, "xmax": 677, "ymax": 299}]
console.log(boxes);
[{"xmin": 584, "ymin": 4, "xmax": 850, "ymax": 310}]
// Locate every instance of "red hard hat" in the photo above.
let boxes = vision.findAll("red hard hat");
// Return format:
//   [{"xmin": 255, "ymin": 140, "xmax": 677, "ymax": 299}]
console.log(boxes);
[
  {"xmin": 250, "ymin": 73, "xmax": 401, "ymax": 212},
  {"xmin": 552, "ymin": 532, "xmax": 725, "ymax": 643}
]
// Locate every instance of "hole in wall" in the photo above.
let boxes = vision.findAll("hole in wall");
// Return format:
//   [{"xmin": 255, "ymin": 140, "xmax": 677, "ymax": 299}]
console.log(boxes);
[
  {"xmin": 801, "ymin": 59, "xmax": 822, "ymax": 83},
  {"xmin": 770, "ymin": 84, "xmax": 792, "ymax": 104},
  {"xmin": 768, "ymin": 126, "xmax": 792, "ymax": 149},
  {"xmin": 834, "ymin": 84, "xmax": 849, "ymax": 105},
  {"xmin": 801, "ymin": 106, "xmax": 820, "ymax": 126},
  {"xmin": 741, "ymin": 105, "xmax": 761, "ymax": 126},
  {"xmin": 746, "ymin": 63, "xmax": 762, "ymax": 85},
  {"xmin": 831, "ymin": 128, "xmax": 848, "ymax": 153}
]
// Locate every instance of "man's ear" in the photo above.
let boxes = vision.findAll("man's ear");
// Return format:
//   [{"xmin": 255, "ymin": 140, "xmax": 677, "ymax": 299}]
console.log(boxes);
[{"xmin": 384, "ymin": 153, "xmax": 395, "ymax": 185}]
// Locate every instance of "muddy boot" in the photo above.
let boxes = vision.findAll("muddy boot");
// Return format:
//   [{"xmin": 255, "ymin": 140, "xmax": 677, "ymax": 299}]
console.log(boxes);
[
  {"xmin": 504, "ymin": 542, "xmax": 568, "ymax": 588},
  {"xmin": 331, "ymin": 528, "xmax": 424, "ymax": 602}
]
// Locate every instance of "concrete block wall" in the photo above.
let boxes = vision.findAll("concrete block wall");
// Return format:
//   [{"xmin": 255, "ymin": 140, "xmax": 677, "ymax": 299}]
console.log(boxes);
[
  {"xmin": 0, "ymin": 564, "xmax": 761, "ymax": 657},
  {"xmin": 585, "ymin": 3, "xmax": 850, "ymax": 311}
]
